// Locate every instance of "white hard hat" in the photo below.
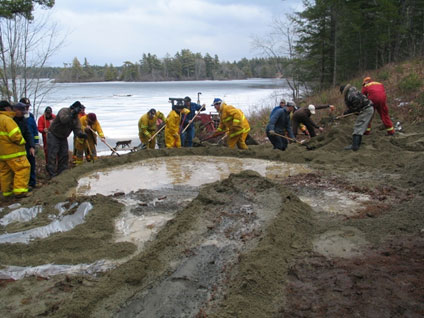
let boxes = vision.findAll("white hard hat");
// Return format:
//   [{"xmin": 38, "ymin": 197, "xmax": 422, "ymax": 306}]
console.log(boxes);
[{"xmin": 308, "ymin": 104, "xmax": 316, "ymax": 114}]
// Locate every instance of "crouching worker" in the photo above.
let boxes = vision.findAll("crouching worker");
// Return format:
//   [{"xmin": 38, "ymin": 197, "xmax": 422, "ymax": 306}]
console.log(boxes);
[
  {"xmin": 0, "ymin": 100, "xmax": 31, "ymax": 199},
  {"xmin": 211, "ymin": 98, "xmax": 250, "ymax": 149},
  {"xmin": 340, "ymin": 84, "xmax": 374, "ymax": 151},
  {"xmin": 75, "ymin": 113, "xmax": 104, "ymax": 164},
  {"xmin": 165, "ymin": 103, "xmax": 190, "ymax": 148},
  {"xmin": 266, "ymin": 101, "xmax": 295, "ymax": 151},
  {"xmin": 138, "ymin": 108, "xmax": 166, "ymax": 149}
]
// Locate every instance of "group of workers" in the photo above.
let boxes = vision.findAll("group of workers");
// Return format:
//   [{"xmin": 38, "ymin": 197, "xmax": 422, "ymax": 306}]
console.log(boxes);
[{"xmin": 0, "ymin": 75, "xmax": 394, "ymax": 200}]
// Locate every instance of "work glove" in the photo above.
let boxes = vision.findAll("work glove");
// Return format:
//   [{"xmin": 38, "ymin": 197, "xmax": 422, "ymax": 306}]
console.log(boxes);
[
  {"xmin": 269, "ymin": 130, "xmax": 276, "ymax": 136},
  {"xmin": 329, "ymin": 105, "xmax": 335, "ymax": 112},
  {"xmin": 78, "ymin": 132, "xmax": 88, "ymax": 139}
]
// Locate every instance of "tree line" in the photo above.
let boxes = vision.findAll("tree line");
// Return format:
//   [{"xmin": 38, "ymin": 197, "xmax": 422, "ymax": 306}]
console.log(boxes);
[
  {"xmin": 291, "ymin": 0, "xmax": 424, "ymax": 91},
  {"xmin": 46, "ymin": 51, "xmax": 285, "ymax": 82}
]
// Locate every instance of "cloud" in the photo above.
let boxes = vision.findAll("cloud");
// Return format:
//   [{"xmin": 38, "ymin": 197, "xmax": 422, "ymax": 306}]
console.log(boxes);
[{"xmin": 37, "ymin": 0, "xmax": 301, "ymax": 66}]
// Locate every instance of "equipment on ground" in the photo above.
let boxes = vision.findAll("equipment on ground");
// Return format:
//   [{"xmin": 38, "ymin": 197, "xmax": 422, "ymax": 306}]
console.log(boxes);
[
  {"xmin": 88, "ymin": 127, "xmax": 121, "ymax": 157},
  {"xmin": 335, "ymin": 112, "xmax": 358, "ymax": 120}
]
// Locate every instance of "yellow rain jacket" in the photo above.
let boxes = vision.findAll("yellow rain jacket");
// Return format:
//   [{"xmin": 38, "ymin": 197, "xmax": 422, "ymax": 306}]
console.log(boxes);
[
  {"xmin": 75, "ymin": 115, "xmax": 105, "ymax": 164},
  {"xmin": 165, "ymin": 108, "xmax": 190, "ymax": 148},
  {"xmin": 0, "ymin": 111, "xmax": 30, "ymax": 196},
  {"xmin": 138, "ymin": 111, "xmax": 166, "ymax": 149},
  {"xmin": 216, "ymin": 103, "xmax": 250, "ymax": 149},
  {"xmin": 0, "ymin": 111, "xmax": 27, "ymax": 160}
]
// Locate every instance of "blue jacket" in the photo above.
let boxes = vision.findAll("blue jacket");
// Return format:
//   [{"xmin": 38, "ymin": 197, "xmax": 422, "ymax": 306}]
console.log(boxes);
[
  {"xmin": 269, "ymin": 106, "xmax": 280, "ymax": 119},
  {"xmin": 266, "ymin": 107, "xmax": 295, "ymax": 138},
  {"xmin": 183, "ymin": 102, "xmax": 202, "ymax": 124},
  {"xmin": 27, "ymin": 113, "xmax": 39, "ymax": 144}
]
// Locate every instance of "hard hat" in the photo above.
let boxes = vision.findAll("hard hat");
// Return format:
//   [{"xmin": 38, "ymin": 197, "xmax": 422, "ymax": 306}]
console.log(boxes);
[
  {"xmin": 280, "ymin": 99, "xmax": 286, "ymax": 105},
  {"xmin": 363, "ymin": 76, "xmax": 371, "ymax": 85},
  {"xmin": 212, "ymin": 98, "xmax": 222, "ymax": 106},
  {"xmin": 308, "ymin": 104, "xmax": 316, "ymax": 114},
  {"xmin": 287, "ymin": 101, "xmax": 296, "ymax": 108}
]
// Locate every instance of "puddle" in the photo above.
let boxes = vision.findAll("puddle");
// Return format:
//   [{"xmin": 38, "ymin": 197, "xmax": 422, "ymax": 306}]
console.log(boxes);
[
  {"xmin": 75, "ymin": 156, "xmax": 312, "ymax": 196},
  {"xmin": 313, "ymin": 227, "xmax": 369, "ymax": 258},
  {"xmin": 298, "ymin": 190, "xmax": 372, "ymax": 216}
]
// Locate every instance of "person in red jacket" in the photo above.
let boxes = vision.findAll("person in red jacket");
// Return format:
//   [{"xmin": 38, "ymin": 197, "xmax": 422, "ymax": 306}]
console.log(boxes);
[
  {"xmin": 361, "ymin": 77, "xmax": 395, "ymax": 135},
  {"xmin": 37, "ymin": 106, "xmax": 56, "ymax": 163}
]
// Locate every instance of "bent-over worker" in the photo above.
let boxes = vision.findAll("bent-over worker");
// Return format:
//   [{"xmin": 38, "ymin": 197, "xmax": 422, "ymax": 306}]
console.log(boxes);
[
  {"xmin": 138, "ymin": 108, "xmax": 166, "ymax": 149},
  {"xmin": 75, "ymin": 112, "xmax": 104, "ymax": 164},
  {"xmin": 211, "ymin": 98, "xmax": 250, "ymax": 149}
]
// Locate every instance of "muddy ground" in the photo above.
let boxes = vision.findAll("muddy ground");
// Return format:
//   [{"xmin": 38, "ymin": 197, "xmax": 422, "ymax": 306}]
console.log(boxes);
[{"xmin": 0, "ymin": 117, "xmax": 423, "ymax": 318}]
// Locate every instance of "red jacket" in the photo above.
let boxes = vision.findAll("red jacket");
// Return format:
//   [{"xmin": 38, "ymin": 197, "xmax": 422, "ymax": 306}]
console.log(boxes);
[
  {"xmin": 37, "ymin": 113, "xmax": 56, "ymax": 145},
  {"xmin": 361, "ymin": 81, "xmax": 386, "ymax": 104}
]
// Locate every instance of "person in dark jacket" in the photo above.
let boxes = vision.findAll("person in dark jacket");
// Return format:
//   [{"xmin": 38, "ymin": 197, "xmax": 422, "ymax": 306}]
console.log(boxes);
[
  {"xmin": 266, "ymin": 102, "xmax": 295, "ymax": 151},
  {"xmin": 340, "ymin": 84, "xmax": 374, "ymax": 151},
  {"xmin": 181, "ymin": 96, "xmax": 205, "ymax": 147},
  {"xmin": 47, "ymin": 101, "xmax": 86, "ymax": 178},
  {"xmin": 292, "ymin": 104, "xmax": 334, "ymax": 138},
  {"xmin": 19, "ymin": 98, "xmax": 39, "ymax": 188},
  {"xmin": 13, "ymin": 103, "xmax": 36, "ymax": 189}
]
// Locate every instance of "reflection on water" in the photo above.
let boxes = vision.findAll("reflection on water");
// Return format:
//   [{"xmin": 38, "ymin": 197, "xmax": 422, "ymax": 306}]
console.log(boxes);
[{"xmin": 76, "ymin": 156, "xmax": 312, "ymax": 196}]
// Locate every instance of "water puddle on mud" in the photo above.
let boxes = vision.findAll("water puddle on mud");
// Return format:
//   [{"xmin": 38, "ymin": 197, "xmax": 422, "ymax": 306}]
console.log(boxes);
[
  {"xmin": 74, "ymin": 156, "xmax": 311, "ymax": 253},
  {"xmin": 75, "ymin": 156, "xmax": 312, "ymax": 196}
]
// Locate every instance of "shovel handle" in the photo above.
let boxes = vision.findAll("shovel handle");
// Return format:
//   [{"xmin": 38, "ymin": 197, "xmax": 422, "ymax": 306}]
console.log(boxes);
[
  {"xmin": 181, "ymin": 104, "xmax": 206, "ymax": 134},
  {"xmin": 88, "ymin": 127, "xmax": 120, "ymax": 156}
]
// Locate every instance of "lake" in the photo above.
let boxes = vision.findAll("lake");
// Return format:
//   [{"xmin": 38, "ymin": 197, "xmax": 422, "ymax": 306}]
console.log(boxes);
[{"xmin": 38, "ymin": 78, "xmax": 291, "ymax": 150}]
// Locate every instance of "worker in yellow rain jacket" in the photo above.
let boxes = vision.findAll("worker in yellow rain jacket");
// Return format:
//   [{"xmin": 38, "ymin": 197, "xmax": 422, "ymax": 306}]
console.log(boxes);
[
  {"xmin": 0, "ymin": 100, "xmax": 31, "ymax": 198},
  {"xmin": 165, "ymin": 103, "xmax": 190, "ymax": 148},
  {"xmin": 211, "ymin": 98, "xmax": 250, "ymax": 149},
  {"xmin": 75, "ymin": 113, "xmax": 105, "ymax": 164},
  {"xmin": 138, "ymin": 108, "xmax": 166, "ymax": 149}
]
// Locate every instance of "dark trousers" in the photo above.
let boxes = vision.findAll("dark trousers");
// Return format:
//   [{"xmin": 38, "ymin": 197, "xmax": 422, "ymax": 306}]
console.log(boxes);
[
  {"xmin": 181, "ymin": 124, "xmax": 195, "ymax": 147},
  {"xmin": 266, "ymin": 131, "xmax": 288, "ymax": 151},
  {"xmin": 46, "ymin": 132, "xmax": 69, "ymax": 177},
  {"xmin": 26, "ymin": 146, "xmax": 36, "ymax": 187}
]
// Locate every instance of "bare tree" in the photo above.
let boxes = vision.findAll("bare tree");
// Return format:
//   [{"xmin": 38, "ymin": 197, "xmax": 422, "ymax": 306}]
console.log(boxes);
[
  {"xmin": 0, "ymin": 10, "xmax": 64, "ymax": 118},
  {"xmin": 252, "ymin": 16, "xmax": 309, "ymax": 102}
]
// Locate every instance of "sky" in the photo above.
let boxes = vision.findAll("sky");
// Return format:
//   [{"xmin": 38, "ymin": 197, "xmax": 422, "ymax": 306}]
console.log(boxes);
[{"xmin": 34, "ymin": 0, "xmax": 304, "ymax": 67}]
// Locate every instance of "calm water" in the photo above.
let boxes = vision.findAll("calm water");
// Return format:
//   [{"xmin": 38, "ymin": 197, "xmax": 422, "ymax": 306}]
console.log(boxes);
[{"xmin": 38, "ymin": 78, "xmax": 291, "ymax": 149}]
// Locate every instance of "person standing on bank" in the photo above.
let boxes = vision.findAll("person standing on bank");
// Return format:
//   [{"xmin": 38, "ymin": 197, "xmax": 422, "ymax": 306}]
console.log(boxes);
[
  {"xmin": 340, "ymin": 84, "xmax": 374, "ymax": 151},
  {"xmin": 37, "ymin": 106, "xmax": 56, "ymax": 164},
  {"xmin": 181, "ymin": 96, "xmax": 204, "ymax": 147},
  {"xmin": 47, "ymin": 101, "xmax": 87, "ymax": 178},
  {"xmin": 165, "ymin": 102, "xmax": 190, "ymax": 148},
  {"xmin": 292, "ymin": 104, "xmax": 335, "ymax": 138},
  {"xmin": 19, "ymin": 98, "xmax": 39, "ymax": 189},
  {"xmin": 266, "ymin": 101, "xmax": 295, "ymax": 151},
  {"xmin": 361, "ymin": 76, "xmax": 395, "ymax": 136},
  {"xmin": 0, "ymin": 100, "xmax": 31, "ymax": 198}
]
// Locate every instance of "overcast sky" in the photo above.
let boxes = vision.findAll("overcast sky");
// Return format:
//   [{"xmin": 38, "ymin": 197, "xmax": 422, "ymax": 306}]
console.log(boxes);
[{"xmin": 35, "ymin": 0, "xmax": 303, "ymax": 67}]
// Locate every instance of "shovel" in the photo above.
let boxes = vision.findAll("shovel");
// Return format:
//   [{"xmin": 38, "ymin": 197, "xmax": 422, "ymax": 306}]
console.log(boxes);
[
  {"xmin": 181, "ymin": 103, "xmax": 206, "ymax": 134},
  {"xmin": 273, "ymin": 132, "xmax": 314, "ymax": 150},
  {"xmin": 88, "ymin": 127, "xmax": 120, "ymax": 156}
]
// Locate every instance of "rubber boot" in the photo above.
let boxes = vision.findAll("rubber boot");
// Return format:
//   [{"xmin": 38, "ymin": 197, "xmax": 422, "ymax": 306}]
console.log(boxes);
[
  {"xmin": 344, "ymin": 135, "xmax": 362, "ymax": 151},
  {"xmin": 351, "ymin": 134, "xmax": 362, "ymax": 151}
]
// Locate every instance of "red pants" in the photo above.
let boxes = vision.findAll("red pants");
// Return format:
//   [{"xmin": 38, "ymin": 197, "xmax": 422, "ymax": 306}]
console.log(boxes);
[{"xmin": 367, "ymin": 98, "xmax": 394, "ymax": 135}]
